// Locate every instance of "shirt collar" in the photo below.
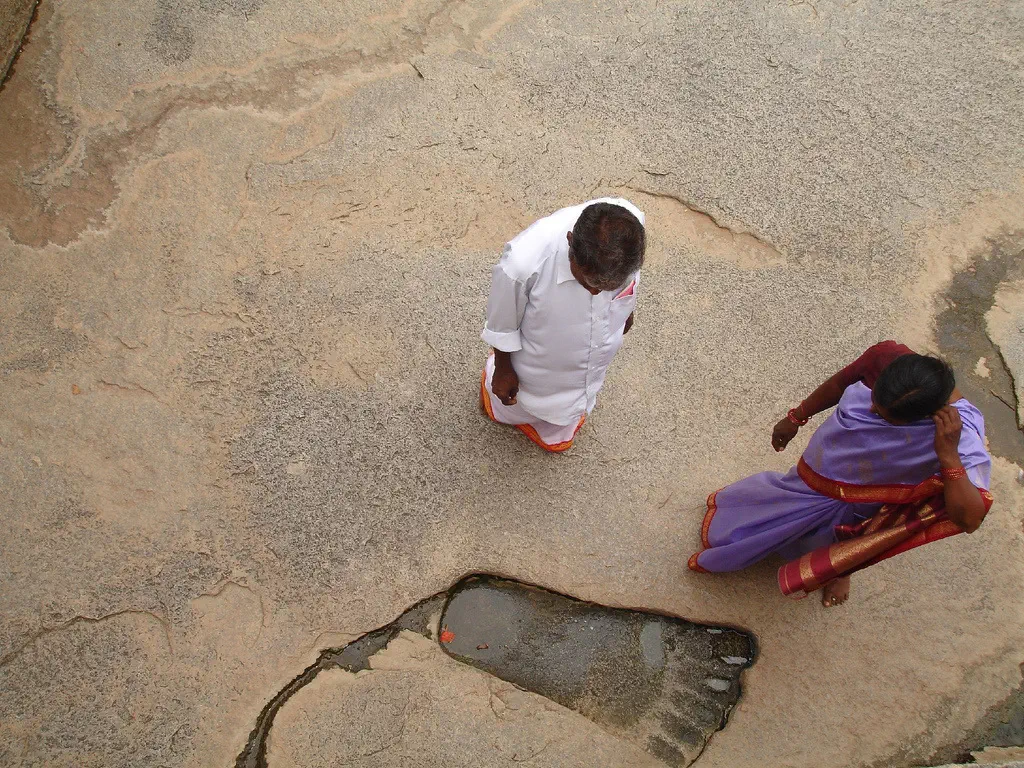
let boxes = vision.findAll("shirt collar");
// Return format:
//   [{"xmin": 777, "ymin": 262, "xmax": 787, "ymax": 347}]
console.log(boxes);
[{"xmin": 555, "ymin": 245, "xmax": 576, "ymax": 284}]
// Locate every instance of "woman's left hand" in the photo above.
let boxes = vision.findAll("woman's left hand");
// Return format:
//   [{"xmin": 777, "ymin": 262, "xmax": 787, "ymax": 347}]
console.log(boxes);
[
  {"xmin": 771, "ymin": 417, "xmax": 800, "ymax": 452},
  {"xmin": 932, "ymin": 405, "xmax": 963, "ymax": 464}
]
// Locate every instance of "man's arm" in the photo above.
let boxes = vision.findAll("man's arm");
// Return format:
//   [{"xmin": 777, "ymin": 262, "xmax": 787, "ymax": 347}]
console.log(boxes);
[
  {"xmin": 482, "ymin": 251, "xmax": 528, "ymax": 406},
  {"xmin": 492, "ymin": 350, "xmax": 519, "ymax": 405}
]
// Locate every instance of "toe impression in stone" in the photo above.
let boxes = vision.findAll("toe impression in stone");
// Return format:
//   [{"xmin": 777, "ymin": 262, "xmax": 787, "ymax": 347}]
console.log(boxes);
[{"xmin": 438, "ymin": 575, "xmax": 756, "ymax": 768}]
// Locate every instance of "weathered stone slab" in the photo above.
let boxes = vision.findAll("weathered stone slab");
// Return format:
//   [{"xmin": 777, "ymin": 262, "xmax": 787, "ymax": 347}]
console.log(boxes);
[
  {"xmin": 266, "ymin": 631, "xmax": 665, "ymax": 768},
  {"xmin": 439, "ymin": 575, "xmax": 755, "ymax": 767},
  {"xmin": 0, "ymin": 0, "xmax": 34, "ymax": 82},
  {"xmin": 2, "ymin": 1, "xmax": 1024, "ymax": 766},
  {"xmin": 987, "ymin": 278, "xmax": 1024, "ymax": 427},
  {"xmin": 239, "ymin": 575, "xmax": 755, "ymax": 768}
]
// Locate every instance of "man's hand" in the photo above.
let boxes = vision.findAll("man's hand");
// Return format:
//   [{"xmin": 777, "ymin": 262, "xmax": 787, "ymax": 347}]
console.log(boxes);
[
  {"xmin": 624, "ymin": 312, "xmax": 635, "ymax": 334},
  {"xmin": 933, "ymin": 405, "xmax": 963, "ymax": 465},
  {"xmin": 491, "ymin": 352, "xmax": 519, "ymax": 406},
  {"xmin": 771, "ymin": 417, "xmax": 800, "ymax": 452}
]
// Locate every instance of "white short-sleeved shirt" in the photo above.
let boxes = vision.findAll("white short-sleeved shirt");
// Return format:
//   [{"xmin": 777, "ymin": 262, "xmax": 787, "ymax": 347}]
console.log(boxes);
[{"xmin": 481, "ymin": 198, "xmax": 644, "ymax": 426}]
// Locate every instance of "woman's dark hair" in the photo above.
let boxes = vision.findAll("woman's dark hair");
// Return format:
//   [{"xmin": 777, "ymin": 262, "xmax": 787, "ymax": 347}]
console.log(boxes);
[
  {"xmin": 873, "ymin": 354, "xmax": 956, "ymax": 422},
  {"xmin": 571, "ymin": 202, "xmax": 645, "ymax": 289}
]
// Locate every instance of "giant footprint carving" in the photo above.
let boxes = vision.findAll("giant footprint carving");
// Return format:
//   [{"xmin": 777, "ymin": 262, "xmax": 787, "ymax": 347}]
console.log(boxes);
[{"xmin": 236, "ymin": 575, "xmax": 756, "ymax": 768}]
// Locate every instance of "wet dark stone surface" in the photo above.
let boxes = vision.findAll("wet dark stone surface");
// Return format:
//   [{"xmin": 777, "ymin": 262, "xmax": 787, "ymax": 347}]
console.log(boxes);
[
  {"xmin": 235, "ymin": 575, "xmax": 756, "ymax": 768},
  {"xmin": 439, "ymin": 576, "xmax": 756, "ymax": 768},
  {"xmin": 925, "ymin": 234, "xmax": 1024, "ymax": 766},
  {"xmin": 935, "ymin": 233, "xmax": 1024, "ymax": 464},
  {"xmin": 979, "ymin": 684, "xmax": 1024, "ymax": 750},
  {"xmin": 945, "ymin": 674, "xmax": 1024, "ymax": 764}
]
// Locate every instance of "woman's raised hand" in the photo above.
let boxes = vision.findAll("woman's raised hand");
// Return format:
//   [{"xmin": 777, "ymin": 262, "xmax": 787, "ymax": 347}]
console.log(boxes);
[{"xmin": 932, "ymin": 405, "xmax": 963, "ymax": 464}]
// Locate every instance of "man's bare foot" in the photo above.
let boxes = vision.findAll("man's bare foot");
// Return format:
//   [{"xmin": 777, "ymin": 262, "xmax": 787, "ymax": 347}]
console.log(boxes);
[{"xmin": 822, "ymin": 576, "xmax": 851, "ymax": 608}]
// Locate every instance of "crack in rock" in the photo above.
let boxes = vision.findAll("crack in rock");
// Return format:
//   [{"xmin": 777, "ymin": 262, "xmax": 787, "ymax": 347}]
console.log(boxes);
[
  {"xmin": 1, "ymin": 0, "xmax": 532, "ymax": 247},
  {"xmin": 622, "ymin": 183, "xmax": 782, "ymax": 261},
  {"xmin": 0, "ymin": 608, "xmax": 174, "ymax": 669},
  {"xmin": 98, "ymin": 379, "xmax": 163, "ymax": 401},
  {"xmin": 0, "ymin": 0, "xmax": 40, "ymax": 91},
  {"xmin": 234, "ymin": 590, "xmax": 446, "ymax": 768}
]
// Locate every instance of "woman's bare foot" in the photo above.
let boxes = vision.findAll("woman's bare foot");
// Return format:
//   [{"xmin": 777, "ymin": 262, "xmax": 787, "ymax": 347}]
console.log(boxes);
[{"xmin": 822, "ymin": 576, "xmax": 851, "ymax": 608}]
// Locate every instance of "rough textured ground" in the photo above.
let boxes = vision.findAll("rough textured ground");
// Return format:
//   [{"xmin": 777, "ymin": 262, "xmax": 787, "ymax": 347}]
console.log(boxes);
[
  {"xmin": 1, "ymin": 1, "xmax": 1023, "ymax": 767},
  {"xmin": 0, "ymin": 0, "xmax": 33, "ymax": 80},
  {"xmin": 935, "ymin": 756, "xmax": 1024, "ymax": 768},
  {"xmin": 267, "ymin": 631, "xmax": 666, "ymax": 768}
]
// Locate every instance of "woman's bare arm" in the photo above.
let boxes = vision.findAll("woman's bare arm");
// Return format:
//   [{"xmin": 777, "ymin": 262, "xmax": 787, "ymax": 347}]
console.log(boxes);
[
  {"xmin": 771, "ymin": 371, "xmax": 847, "ymax": 452},
  {"xmin": 933, "ymin": 406, "xmax": 987, "ymax": 533}
]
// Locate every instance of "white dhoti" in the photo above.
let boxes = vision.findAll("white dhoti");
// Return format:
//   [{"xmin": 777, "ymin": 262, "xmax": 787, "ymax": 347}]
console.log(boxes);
[{"xmin": 480, "ymin": 355, "xmax": 585, "ymax": 452}]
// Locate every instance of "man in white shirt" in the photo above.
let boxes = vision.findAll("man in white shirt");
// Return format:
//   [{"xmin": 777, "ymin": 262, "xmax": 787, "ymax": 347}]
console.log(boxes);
[{"xmin": 480, "ymin": 198, "xmax": 646, "ymax": 452}]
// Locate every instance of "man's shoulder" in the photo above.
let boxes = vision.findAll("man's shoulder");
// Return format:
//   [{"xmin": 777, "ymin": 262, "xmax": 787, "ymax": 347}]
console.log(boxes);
[
  {"xmin": 502, "ymin": 206, "xmax": 577, "ymax": 281},
  {"xmin": 500, "ymin": 238, "xmax": 559, "ymax": 283}
]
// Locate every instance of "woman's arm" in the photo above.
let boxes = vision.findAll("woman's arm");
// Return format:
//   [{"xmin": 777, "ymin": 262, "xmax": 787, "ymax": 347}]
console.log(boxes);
[
  {"xmin": 933, "ymin": 406, "xmax": 988, "ymax": 533},
  {"xmin": 771, "ymin": 372, "xmax": 847, "ymax": 452},
  {"xmin": 771, "ymin": 341, "xmax": 910, "ymax": 452}
]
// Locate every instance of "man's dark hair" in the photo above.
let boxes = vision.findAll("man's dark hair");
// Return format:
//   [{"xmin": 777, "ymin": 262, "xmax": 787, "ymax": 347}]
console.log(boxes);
[
  {"xmin": 571, "ymin": 203, "xmax": 646, "ymax": 289},
  {"xmin": 873, "ymin": 354, "xmax": 956, "ymax": 422}
]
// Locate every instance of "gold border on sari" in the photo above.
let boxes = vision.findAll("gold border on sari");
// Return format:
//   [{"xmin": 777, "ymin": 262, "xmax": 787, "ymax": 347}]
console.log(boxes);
[
  {"xmin": 797, "ymin": 457, "xmax": 943, "ymax": 505},
  {"xmin": 798, "ymin": 556, "xmax": 816, "ymax": 589}
]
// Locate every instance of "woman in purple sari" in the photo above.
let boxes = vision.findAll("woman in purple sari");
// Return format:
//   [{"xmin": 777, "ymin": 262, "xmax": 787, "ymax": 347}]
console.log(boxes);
[{"xmin": 689, "ymin": 342, "xmax": 993, "ymax": 607}]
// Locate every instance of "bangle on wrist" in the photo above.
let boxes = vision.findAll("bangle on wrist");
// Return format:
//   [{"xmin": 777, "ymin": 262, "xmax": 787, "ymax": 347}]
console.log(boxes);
[
  {"xmin": 787, "ymin": 407, "xmax": 809, "ymax": 426},
  {"xmin": 940, "ymin": 466, "xmax": 967, "ymax": 482}
]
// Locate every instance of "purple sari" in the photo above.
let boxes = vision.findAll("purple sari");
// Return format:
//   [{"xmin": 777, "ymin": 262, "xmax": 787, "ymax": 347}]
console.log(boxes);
[{"xmin": 689, "ymin": 383, "xmax": 991, "ymax": 574}]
